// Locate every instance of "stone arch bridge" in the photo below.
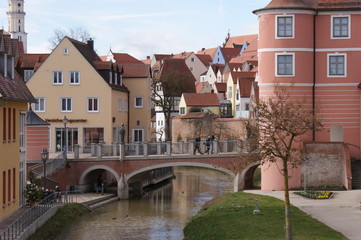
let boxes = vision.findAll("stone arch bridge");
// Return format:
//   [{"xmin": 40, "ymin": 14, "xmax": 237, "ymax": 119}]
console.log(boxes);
[{"xmin": 42, "ymin": 141, "xmax": 260, "ymax": 199}]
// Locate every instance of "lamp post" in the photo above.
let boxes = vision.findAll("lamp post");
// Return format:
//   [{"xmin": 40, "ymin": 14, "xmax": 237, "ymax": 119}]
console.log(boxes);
[
  {"xmin": 41, "ymin": 148, "xmax": 49, "ymax": 190},
  {"xmin": 63, "ymin": 116, "xmax": 68, "ymax": 161}
]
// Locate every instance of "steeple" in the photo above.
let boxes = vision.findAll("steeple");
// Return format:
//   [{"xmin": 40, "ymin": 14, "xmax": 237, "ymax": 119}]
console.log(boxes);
[{"xmin": 7, "ymin": 0, "xmax": 28, "ymax": 53}]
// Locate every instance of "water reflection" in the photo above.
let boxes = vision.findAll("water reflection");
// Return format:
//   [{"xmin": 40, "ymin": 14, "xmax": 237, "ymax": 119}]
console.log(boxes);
[{"xmin": 57, "ymin": 167, "xmax": 233, "ymax": 240}]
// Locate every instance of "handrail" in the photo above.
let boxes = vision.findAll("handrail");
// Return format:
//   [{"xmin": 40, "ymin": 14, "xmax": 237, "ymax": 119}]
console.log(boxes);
[
  {"xmin": 0, "ymin": 190, "xmax": 91, "ymax": 240},
  {"xmin": 28, "ymin": 151, "xmax": 66, "ymax": 178}
]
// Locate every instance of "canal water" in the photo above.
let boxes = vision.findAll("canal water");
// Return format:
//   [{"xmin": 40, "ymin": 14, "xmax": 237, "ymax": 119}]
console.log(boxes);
[{"xmin": 56, "ymin": 167, "xmax": 233, "ymax": 240}]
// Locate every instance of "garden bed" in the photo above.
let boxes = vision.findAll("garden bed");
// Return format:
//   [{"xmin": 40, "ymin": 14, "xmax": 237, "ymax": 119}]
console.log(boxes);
[{"xmin": 294, "ymin": 190, "xmax": 334, "ymax": 199}]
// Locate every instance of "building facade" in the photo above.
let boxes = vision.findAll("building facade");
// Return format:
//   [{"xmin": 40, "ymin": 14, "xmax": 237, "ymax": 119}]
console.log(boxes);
[{"xmin": 254, "ymin": 0, "xmax": 361, "ymax": 190}]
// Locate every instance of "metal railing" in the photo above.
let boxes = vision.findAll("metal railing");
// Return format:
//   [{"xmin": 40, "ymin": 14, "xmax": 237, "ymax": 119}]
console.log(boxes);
[
  {"xmin": 71, "ymin": 140, "xmax": 247, "ymax": 160},
  {"xmin": 28, "ymin": 151, "xmax": 66, "ymax": 178},
  {"xmin": 0, "ymin": 190, "xmax": 94, "ymax": 240}
]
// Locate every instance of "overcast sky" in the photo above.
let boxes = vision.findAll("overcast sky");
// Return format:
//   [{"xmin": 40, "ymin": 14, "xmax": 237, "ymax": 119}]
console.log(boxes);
[{"xmin": 0, "ymin": 0, "xmax": 270, "ymax": 59}]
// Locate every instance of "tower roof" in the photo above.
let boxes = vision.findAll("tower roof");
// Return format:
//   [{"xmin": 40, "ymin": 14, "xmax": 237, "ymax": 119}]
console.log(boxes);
[{"xmin": 253, "ymin": 0, "xmax": 316, "ymax": 13}]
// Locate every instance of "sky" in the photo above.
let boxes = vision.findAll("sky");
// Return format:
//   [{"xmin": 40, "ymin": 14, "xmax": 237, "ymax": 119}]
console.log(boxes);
[{"xmin": 0, "ymin": 0, "xmax": 270, "ymax": 60}]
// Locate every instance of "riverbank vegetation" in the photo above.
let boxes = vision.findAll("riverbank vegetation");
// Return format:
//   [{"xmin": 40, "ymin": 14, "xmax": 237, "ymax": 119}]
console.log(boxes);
[
  {"xmin": 28, "ymin": 203, "xmax": 88, "ymax": 240},
  {"xmin": 183, "ymin": 192, "xmax": 347, "ymax": 240}
]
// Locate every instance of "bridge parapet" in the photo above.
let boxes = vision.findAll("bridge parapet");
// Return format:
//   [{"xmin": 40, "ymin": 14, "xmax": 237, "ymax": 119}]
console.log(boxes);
[{"xmin": 69, "ymin": 140, "xmax": 248, "ymax": 160}]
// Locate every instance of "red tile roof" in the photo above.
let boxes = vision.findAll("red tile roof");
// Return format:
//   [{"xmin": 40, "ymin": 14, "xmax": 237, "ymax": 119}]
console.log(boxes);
[
  {"xmin": 172, "ymin": 52, "xmax": 193, "ymax": 59},
  {"xmin": 230, "ymin": 71, "xmax": 256, "ymax": 84},
  {"xmin": 0, "ymin": 72, "xmax": 36, "ymax": 103},
  {"xmin": 238, "ymin": 78, "xmax": 254, "ymax": 97},
  {"xmin": 179, "ymin": 112, "xmax": 207, "ymax": 119},
  {"xmin": 122, "ymin": 64, "xmax": 150, "ymax": 78},
  {"xmin": 112, "ymin": 53, "xmax": 144, "ymax": 64},
  {"xmin": 215, "ymin": 83, "xmax": 227, "ymax": 92},
  {"xmin": 17, "ymin": 54, "xmax": 49, "ymax": 69},
  {"xmin": 196, "ymin": 54, "xmax": 213, "ymax": 66},
  {"xmin": 157, "ymin": 58, "xmax": 196, "ymax": 95},
  {"xmin": 154, "ymin": 54, "xmax": 173, "ymax": 61},
  {"xmin": 224, "ymin": 34, "xmax": 258, "ymax": 48},
  {"xmin": 196, "ymin": 48, "xmax": 217, "ymax": 59},
  {"xmin": 221, "ymin": 48, "xmax": 242, "ymax": 63},
  {"xmin": 183, "ymin": 93, "xmax": 220, "ymax": 106}
]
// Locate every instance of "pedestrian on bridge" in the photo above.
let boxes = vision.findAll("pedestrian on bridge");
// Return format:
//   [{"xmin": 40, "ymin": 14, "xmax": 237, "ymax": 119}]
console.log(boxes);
[
  {"xmin": 204, "ymin": 136, "xmax": 211, "ymax": 154},
  {"xmin": 193, "ymin": 135, "xmax": 203, "ymax": 155}
]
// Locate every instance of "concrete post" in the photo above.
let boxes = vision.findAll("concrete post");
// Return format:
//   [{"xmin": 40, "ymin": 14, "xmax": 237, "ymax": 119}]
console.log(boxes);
[
  {"xmin": 190, "ymin": 142, "xmax": 195, "ymax": 155},
  {"xmin": 179, "ymin": 141, "xmax": 184, "ymax": 154},
  {"xmin": 157, "ymin": 142, "xmax": 161, "ymax": 155},
  {"xmin": 119, "ymin": 144, "xmax": 125, "ymax": 161},
  {"xmin": 97, "ymin": 144, "xmax": 102, "ymax": 158},
  {"xmin": 74, "ymin": 144, "xmax": 80, "ymax": 159},
  {"xmin": 214, "ymin": 140, "xmax": 218, "ymax": 154},
  {"xmin": 118, "ymin": 176, "xmax": 129, "ymax": 199},
  {"xmin": 166, "ymin": 141, "xmax": 171, "ymax": 156},
  {"xmin": 144, "ymin": 143, "xmax": 148, "ymax": 157},
  {"xmin": 91, "ymin": 143, "xmax": 96, "ymax": 157},
  {"xmin": 224, "ymin": 141, "xmax": 228, "ymax": 153},
  {"xmin": 112, "ymin": 142, "xmax": 118, "ymax": 156},
  {"xmin": 135, "ymin": 143, "xmax": 140, "ymax": 155}
]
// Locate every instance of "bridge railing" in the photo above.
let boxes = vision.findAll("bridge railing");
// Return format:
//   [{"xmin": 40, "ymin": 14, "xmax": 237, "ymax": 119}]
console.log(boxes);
[{"xmin": 71, "ymin": 140, "xmax": 247, "ymax": 160}]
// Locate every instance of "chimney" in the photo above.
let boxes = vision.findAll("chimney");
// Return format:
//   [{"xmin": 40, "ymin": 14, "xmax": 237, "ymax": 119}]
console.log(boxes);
[
  {"xmin": 202, "ymin": 48, "xmax": 205, "ymax": 51},
  {"xmin": 87, "ymin": 38, "xmax": 94, "ymax": 51}
]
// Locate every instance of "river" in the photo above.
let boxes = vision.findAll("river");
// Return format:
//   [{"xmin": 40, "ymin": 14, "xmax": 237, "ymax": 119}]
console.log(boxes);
[{"xmin": 57, "ymin": 167, "xmax": 233, "ymax": 240}]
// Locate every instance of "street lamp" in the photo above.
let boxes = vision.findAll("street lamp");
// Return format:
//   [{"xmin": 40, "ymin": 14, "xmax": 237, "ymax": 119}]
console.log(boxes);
[
  {"xmin": 41, "ymin": 148, "xmax": 49, "ymax": 190},
  {"xmin": 63, "ymin": 116, "xmax": 68, "ymax": 161}
]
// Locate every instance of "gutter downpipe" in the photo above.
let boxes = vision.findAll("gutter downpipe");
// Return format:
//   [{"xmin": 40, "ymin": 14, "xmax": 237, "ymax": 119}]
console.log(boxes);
[{"xmin": 312, "ymin": 10, "xmax": 318, "ymax": 141}]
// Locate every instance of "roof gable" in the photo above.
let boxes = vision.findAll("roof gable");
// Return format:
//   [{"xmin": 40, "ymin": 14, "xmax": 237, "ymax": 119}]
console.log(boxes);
[{"xmin": 183, "ymin": 93, "xmax": 220, "ymax": 106}]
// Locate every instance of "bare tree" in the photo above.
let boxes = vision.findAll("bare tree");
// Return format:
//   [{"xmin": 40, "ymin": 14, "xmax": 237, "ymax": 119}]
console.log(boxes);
[
  {"xmin": 48, "ymin": 27, "xmax": 93, "ymax": 50},
  {"xmin": 152, "ymin": 59, "xmax": 196, "ymax": 141},
  {"xmin": 254, "ymin": 85, "xmax": 322, "ymax": 240}
]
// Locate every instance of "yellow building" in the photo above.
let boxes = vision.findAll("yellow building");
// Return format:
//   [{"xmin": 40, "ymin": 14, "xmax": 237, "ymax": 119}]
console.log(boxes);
[
  {"xmin": 179, "ymin": 93, "xmax": 220, "ymax": 116},
  {"xmin": 106, "ymin": 52, "xmax": 151, "ymax": 142},
  {"xmin": 0, "ymin": 31, "xmax": 35, "ymax": 220},
  {"xmin": 24, "ymin": 37, "xmax": 129, "ymax": 153}
]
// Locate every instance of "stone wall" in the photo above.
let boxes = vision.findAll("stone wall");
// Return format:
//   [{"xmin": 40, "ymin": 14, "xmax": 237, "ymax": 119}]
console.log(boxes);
[
  {"xmin": 303, "ymin": 142, "xmax": 351, "ymax": 189},
  {"xmin": 172, "ymin": 115, "xmax": 247, "ymax": 142}
]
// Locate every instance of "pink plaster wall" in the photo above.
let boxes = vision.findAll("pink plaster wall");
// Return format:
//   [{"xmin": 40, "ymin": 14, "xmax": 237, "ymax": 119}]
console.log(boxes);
[{"xmin": 26, "ymin": 126, "xmax": 49, "ymax": 161}]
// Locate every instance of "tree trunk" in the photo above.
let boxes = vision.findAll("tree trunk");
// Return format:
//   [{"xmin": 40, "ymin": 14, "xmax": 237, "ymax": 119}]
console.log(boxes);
[
  {"xmin": 164, "ymin": 114, "xmax": 171, "ymax": 141},
  {"xmin": 283, "ymin": 159, "xmax": 292, "ymax": 240}
]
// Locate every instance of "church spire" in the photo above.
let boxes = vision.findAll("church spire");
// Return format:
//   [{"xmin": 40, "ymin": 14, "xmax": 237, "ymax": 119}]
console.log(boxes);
[{"xmin": 7, "ymin": 0, "xmax": 28, "ymax": 53}]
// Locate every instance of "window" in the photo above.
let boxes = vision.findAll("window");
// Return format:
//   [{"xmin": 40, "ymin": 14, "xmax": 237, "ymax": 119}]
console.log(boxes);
[
  {"xmin": 133, "ymin": 129, "xmax": 144, "ymax": 143},
  {"xmin": 63, "ymin": 48, "xmax": 69, "ymax": 55},
  {"xmin": 180, "ymin": 107, "xmax": 185, "ymax": 115},
  {"xmin": 52, "ymin": 71, "xmax": 63, "ymax": 84},
  {"xmin": 191, "ymin": 57, "xmax": 195, "ymax": 62},
  {"xmin": 328, "ymin": 54, "xmax": 346, "ymax": 77},
  {"xmin": 134, "ymin": 97, "xmax": 143, "ymax": 108},
  {"xmin": 61, "ymin": 97, "xmax": 72, "ymax": 112},
  {"xmin": 87, "ymin": 97, "xmax": 99, "ymax": 112},
  {"xmin": 190, "ymin": 67, "xmax": 194, "ymax": 72},
  {"xmin": 236, "ymin": 105, "xmax": 240, "ymax": 111},
  {"xmin": 34, "ymin": 97, "xmax": 45, "ymax": 112},
  {"xmin": 276, "ymin": 15, "xmax": 294, "ymax": 38},
  {"xmin": 24, "ymin": 70, "xmax": 34, "ymax": 82},
  {"xmin": 114, "ymin": 73, "xmax": 118, "ymax": 85},
  {"xmin": 2, "ymin": 171, "xmax": 5, "ymax": 206},
  {"xmin": 109, "ymin": 71, "xmax": 112, "ymax": 84},
  {"xmin": 276, "ymin": 53, "xmax": 294, "ymax": 76},
  {"xmin": 125, "ymin": 100, "xmax": 128, "ymax": 112},
  {"xmin": 70, "ymin": 71, "xmax": 80, "ymax": 84},
  {"xmin": 245, "ymin": 103, "xmax": 250, "ymax": 111},
  {"xmin": 236, "ymin": 91, "xmax": 239, "ymax": 100},
  {"xmin": 118, "ymin": 98, "xmax": 122, "ymax": 112},
  {"xmin": 3, "ymin": 108, "xmax": 6, "ymax": 142},
  {"xmin": 228, "ymin": 86, "xmax": 232, "ymax": 99},
  {"xmin": 119, "ymin": 75, "xmax": 123, "ymax": 86},
  {"xmin": 332, "ymin": 16, "xmax": 350, "ymax": 38}
]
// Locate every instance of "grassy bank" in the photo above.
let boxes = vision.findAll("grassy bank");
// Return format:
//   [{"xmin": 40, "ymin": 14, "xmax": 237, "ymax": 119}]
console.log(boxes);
[
  {"xmin": 184, "ymin": 192, "xmax": 347, "ymax": 240},
  {"xmin": 28, "ymin": 203, "xmax": 88, "ymax": 240}
]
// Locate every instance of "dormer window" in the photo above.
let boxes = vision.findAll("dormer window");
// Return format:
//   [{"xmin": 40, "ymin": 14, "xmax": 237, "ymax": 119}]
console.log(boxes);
[
  {"xmin": 109, "ymin": 71, "xmax": 113, "ymax": 84},
  {"xmin": 114, "ymin": 73, "xmax": 118, "ymax": 85},
  {"xmin": 276, "ymin": 15, "xmax": 294, "ymax": 38}
]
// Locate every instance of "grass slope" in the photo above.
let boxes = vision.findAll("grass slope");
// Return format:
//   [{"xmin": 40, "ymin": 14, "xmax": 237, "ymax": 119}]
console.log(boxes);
[
  {"xmin": 184, "ymin": 192, "xmax": 347, "ymax": 240},
  {"xmin": 28, "ymin": 203, "xmax": 88, "ymax": 240}
]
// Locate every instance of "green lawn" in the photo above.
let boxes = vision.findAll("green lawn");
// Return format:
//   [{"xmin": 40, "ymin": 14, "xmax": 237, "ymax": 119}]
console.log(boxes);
[{"xmin": 184, "ymin": 192, "xmax": 347, "ymax": 240}]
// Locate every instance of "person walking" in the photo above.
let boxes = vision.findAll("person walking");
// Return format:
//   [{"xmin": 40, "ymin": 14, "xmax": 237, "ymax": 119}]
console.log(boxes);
[
  {"xmin": 210, "ymin": 133, "xmax": 215, "ymax": 154},
  {"xmin": 96, "ymin": 175, "xmax": 103, "ymax": 194},
  {"xmin": 205, "ymin": 136, "xmax": 211, "ymax": 154},
  {"xmin": 193, "ymin": 135, "xmax": 203, "ymax": 155}
]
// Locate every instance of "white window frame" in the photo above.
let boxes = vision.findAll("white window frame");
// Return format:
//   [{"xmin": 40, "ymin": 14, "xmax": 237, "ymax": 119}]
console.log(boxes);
[
  {"xmin": 69, "ymin": 71, "xmax": 80, "ymax": 85},
  {"xmin": 327, "ymin": 53, "xmax": 347, "ymax": 78},
  {"xmin": 24, "ymin": 70, "xmax": 34, "ymax": 82},
  {"xmin": 34, "ymin": 97, "xmax": 45, "ymax": 112},
  {"xmin": 63, "ymin": 48, "xmax": 69, "ymax": 55},
  {"xmin": 134, "ymin": 96, "xmax": 143, "ymax": 108},
  {"xmin": 52, "ymin": 71, "xmax": 63, "ymax": 85},
  {"xmin": 87, "ymin": 97, "xmax": 99, "ymax": 112},
  {"xmin": 331, "ymin": 15, "xmax": 351, "ymax": 39},
  {"xmin": 275, "ymin": 52, "xmax": 295, "ymax": 77},
  {"xmin": 133, "ymin": 129, "xmax": 144, "ymax": 143},
  {"xmin": 275, "ymin": 15, "xmax": 294, "ymax": 39},
  {"xmin": 118, "ymin": 98, "xmax": 122, "ymax": 112},
  {"xmin": 180, "ymin": 107, "xmax": 185, "ymax": 115},
  {"xmin": 60, "ymin": 97, "xmax": 72, "ymax": 112}
]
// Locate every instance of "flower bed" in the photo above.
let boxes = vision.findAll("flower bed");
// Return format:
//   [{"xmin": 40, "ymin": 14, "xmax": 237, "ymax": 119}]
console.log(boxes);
[{"xmin": 294, "ymin": 190, "xmax": 333, "ymax": 199}]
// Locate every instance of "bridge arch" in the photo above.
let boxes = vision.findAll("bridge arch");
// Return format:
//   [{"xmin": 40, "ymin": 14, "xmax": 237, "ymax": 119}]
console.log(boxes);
[
  {"xmin": 234, "ymin": 160, "xmax": 261, "ymax": 192},
  {"xmin": 78, "ymin": 165, "xmax": 121, "ymax": 193}
]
